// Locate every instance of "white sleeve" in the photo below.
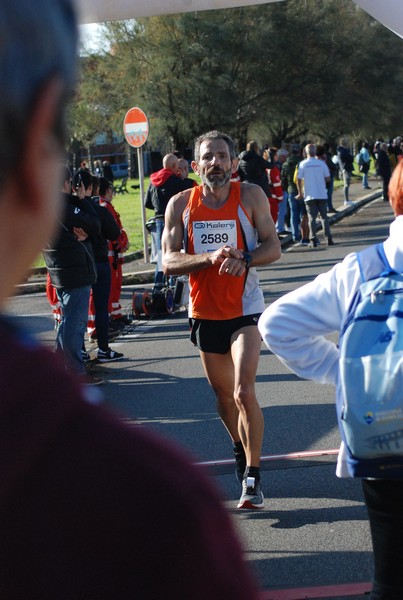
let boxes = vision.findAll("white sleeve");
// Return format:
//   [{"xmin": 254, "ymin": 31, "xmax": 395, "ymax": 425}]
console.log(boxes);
[{"xmin": 258, "ymin": 253, "xmax": 362, "ymax": 385}]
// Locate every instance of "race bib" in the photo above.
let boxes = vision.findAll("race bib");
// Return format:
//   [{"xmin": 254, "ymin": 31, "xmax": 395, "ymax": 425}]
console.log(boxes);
[{"xmin": 192, "ymin": 220, "xmax": 237, "ymax": 254}]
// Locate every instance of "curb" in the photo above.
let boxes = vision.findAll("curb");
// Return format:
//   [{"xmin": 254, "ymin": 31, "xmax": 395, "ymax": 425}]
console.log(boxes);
[{"xmin": 16, "ymin": 191, "xmax": 382, "ymax": 296}]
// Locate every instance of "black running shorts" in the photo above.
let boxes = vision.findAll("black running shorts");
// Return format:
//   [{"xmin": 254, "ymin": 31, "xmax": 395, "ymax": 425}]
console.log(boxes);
[{"xmin": 189, "ymin": 314, "xmax": 261, "ymax": 354}]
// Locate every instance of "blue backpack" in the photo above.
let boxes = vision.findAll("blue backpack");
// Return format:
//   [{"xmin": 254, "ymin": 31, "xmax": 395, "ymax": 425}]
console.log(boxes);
[{"xmin": 338, "ymin": 243, "xmax": 403, "ymax": 478}]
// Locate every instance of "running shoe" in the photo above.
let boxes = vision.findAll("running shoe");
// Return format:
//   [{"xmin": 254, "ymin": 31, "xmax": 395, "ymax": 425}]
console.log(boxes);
[
  {"xmin": 97, "ymin": 348, "xmax": 124, "ymax": 363},
  {"xmin": 237, "ymin": 477, "xmax": 264, "ymax": 509},
  {"xmin": 233, "ymin": 447, "xmax": 246, "ymax": 485}
]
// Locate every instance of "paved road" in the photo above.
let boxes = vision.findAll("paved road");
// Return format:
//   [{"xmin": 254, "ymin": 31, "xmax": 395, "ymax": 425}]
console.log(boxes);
[{"xmin": 7, "ymin": 185, "xmax": 394, "ymax": 599}]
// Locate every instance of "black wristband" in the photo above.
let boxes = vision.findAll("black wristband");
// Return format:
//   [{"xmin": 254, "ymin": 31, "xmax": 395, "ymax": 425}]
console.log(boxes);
[{"xmin": 242, "ymin": 251, "xmax": 252, "ymax": 269}]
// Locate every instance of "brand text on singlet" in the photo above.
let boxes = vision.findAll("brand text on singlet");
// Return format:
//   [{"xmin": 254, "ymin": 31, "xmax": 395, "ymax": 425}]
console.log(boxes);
[{"xmin": 192, "ymin": 219, "xmax": 237, "ymax": 253}]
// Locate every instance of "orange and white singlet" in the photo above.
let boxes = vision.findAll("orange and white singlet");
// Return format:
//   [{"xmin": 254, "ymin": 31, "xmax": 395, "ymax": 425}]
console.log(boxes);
[{"xmin": 184, "ymin": 182, "xmax": 264, "ymax": 320}]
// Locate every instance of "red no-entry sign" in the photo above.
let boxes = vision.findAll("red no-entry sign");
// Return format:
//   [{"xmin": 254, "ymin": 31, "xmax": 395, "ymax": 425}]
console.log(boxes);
[{"xmin": 123, "ymin": 107, "xmax": 149, "ymax": 148}]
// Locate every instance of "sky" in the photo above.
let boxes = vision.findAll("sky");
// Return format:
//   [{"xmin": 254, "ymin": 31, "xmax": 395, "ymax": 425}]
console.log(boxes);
[{"xmin": 79, "ymin": 23, "xmax": 105, "ymax": 53}]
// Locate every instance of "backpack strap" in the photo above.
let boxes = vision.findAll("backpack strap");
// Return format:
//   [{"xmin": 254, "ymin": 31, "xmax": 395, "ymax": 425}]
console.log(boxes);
[{"xmin": 356, "ymin": 243, "xmax": 393, "ymax": 282}]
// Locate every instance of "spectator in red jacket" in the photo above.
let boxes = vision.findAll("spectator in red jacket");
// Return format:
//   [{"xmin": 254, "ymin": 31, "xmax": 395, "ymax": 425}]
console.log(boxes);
[
  {"xmin": 265, "ymin": 147, "xmax": 283, "ymax": 224},
  {"xmin": 98, "ymin": 177, "xmax": 130, "ymax": 325}
]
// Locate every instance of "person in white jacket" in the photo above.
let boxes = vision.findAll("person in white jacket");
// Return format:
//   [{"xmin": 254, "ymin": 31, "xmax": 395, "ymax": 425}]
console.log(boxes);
[{"xmin": 258, "ymin": 161, "xmax": 403, "ymax": 600}]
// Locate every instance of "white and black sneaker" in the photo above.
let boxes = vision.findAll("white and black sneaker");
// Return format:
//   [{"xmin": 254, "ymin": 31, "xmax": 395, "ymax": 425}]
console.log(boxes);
[
  {"xmin": 237, "ymin": 477, "xmax": 264, "ymax": 509},
  {"xmin": 81, "ymin": 349, "xmax": 91, "ymax": 362},
  {"xmin": 97, "ymin": 348, "xmax": 124, "ymax": 363}
]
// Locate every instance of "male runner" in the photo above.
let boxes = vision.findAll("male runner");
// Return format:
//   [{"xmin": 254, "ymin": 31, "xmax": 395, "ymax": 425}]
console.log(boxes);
[{"xmin": 162, "ymin": 130, "xmax": 281, "ymax": 508}]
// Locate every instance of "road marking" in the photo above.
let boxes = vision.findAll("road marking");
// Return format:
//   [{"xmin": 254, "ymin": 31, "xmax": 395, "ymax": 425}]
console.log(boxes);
[
  {"xmin": 4, "ymin": 311, "xmax": 53, "ymax": 318},
  {"xmin": 196, "ymin": 448, "xmax": 339, "ymax": 467},
  {"xmin": 259, "ymin": 580, "xmax": 371, "ymax": 599}
]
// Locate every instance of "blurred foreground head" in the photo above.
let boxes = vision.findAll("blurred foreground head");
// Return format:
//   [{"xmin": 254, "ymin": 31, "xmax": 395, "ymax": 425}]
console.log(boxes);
[
  {"xmin": 388, "ymin": 160, "xmax": 403, "ymax": 216},
  {"xmin": 0, "ymin": 0, "xmax": 78, "ymax": 303},
  {"xmin": 0, "ymin": 0, "xmax": 78, "ymax": 180}
]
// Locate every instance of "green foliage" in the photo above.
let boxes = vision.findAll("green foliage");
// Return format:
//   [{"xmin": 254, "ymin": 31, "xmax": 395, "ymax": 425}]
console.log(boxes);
[{"xmin": 69, "ymin": 0, "xmax": 403, "ymax": 153}]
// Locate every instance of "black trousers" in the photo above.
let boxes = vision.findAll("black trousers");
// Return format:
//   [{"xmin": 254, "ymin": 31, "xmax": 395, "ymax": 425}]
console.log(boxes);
[
  {"xmin": 362, "ymin": 479, "xmax": 403, "ymax": 599},
  {"xmin": 381, "ymin": 174, "xmax": 391, "ymax": 201}
]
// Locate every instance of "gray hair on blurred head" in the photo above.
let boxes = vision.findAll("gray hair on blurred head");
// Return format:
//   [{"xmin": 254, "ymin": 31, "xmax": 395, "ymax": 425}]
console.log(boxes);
[{"xmin": 0, "ymin": 0, "xmax": 78, "ymax": 181}]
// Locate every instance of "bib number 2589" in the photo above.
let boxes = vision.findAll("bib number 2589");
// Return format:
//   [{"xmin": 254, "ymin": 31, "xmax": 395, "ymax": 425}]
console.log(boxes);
[{"xmin": 192, "ymin": 220, "xmax": 237, "ymax": 254}]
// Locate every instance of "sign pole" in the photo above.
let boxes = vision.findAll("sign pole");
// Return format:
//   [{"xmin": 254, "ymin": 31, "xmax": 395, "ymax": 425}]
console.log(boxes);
[
  {"xmin": 123, "ymin": 106, "xmax": 150, "ymax": 264},
  {"xmin": 137, "ymin": 148, "xmax": 149, "ymax": 263}
]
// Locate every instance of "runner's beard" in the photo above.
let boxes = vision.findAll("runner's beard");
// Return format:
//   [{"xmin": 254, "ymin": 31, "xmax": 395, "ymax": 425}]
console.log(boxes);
[{"xmin": 201, "ymin": 168, "xmax": 232, "ymax": 189}]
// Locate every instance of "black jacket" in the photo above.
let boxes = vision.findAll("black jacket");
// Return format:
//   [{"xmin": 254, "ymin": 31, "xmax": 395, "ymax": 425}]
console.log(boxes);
[
  {"xmin": 337, "ymin": 146, "xmax": 354, "ymax": 173},
  {"xmin": 90, "ymin": 198, "xmax": 120, "ymax": 263},
  {"xmin": 144, "ymin": 170, "xmax": 193, "ymax": 217},
  {"xmin": 377, "ymin": 149, "xmax": 391, "ymax": 178},
  {"xmin": 43, "ymin": 193, "xmax": 101, "ymax": 290},
  {"xmin": 237, "ymin": 150, "xmax": 272, "ymax": 195}
]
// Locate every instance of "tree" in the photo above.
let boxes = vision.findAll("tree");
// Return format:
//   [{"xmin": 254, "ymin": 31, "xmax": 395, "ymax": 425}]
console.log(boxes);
[{"xmin": 69, "ymin": 0, "xmax": 403, "ymax": 156}]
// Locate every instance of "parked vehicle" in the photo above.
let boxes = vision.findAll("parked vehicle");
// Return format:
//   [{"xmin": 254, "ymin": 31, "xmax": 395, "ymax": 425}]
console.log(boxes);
[{"xmin": 111, "ymin": 163, "xmax": 128, "ymax": 179}]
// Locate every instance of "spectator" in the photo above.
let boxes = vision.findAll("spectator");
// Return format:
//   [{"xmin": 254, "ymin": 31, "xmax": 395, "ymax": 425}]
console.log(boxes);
[
  {"xmin": 337, "ymin": 137, "xmax": 355, "ymax": 206},
  {"xmin": 377, "ymin": 142, "xmax": 392, "ymax": 202},
  {"xmin": 296, "ymin": 143, "xmax": 334, "ymax": 248},
  {"xmin": 322, "ymin": 143, "xmax": 338, "ymax": 212},
  {"xmin": 274, "ymin": 147, "xmax": 289, "ymax": 234},
  {"xmin": 98, "ymin": 177, "xmax": 130, "ymax": 326},
  {"xmin": 72, "ymin": 169, "xmax": 123, "ymax": 363},
  {"xmin": 282, "ymin": 143, "xmax": 309, "ymax": 244},
  {"xmin": 265, "ymin": 147, "xmax": 283, "ymax": 225},
  {"xmin": 0, "ymin": 2, "xmax": 261, "ymax": 597},
  {"xmin": 145, "ymin": 153, "xmax": 194, "ymax": 287},
  {"xmin": 392, "ymin": 136, "xmax": 402, "ymax": 159},
  {"xmin": 388, "ymin": 143, "xmax": 397, "ymax": 172},
  {"xmin": 94, "ymin": 160, "xmax": 102, "ymax": 177},
  {"xmin": 237, "ymin": 140, "xmax": 272, "ymax": 196},
  {"xmin": 43, "ymin": 167, "xmax": 103, "ymax": 385},
  {"xmin": 358, "ymin": 142, "xmax": 372, "ymax": 191},
  {"xmin": 178, "ymin": 157, "xmax": 197, "ymax": 188},
  {"xmin": 102, "ymin": 160, "xmax": 114, "ymax": 183}
]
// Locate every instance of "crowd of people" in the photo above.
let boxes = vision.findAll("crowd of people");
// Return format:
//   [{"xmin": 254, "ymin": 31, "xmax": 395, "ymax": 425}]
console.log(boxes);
[
  {"xmin": 43, "ymin": 163, "xmax": 130, "ymax": 386},
  {"xmin": 236, "ymin": 139, "xmax": 335, "ymax": 247},
  {"xmin": 234, "ymin": 136, "xmax": 403, "ymax": 250},
  {"xmin": 3, "ymin": 0, "xmax": 403, "ymax": 596}
]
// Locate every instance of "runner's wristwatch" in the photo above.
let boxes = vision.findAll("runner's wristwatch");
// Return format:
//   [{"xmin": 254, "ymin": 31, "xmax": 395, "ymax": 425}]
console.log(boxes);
[{"xmin": 242, "ymin": 251, "xmax": 252, "ymax": 269}]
